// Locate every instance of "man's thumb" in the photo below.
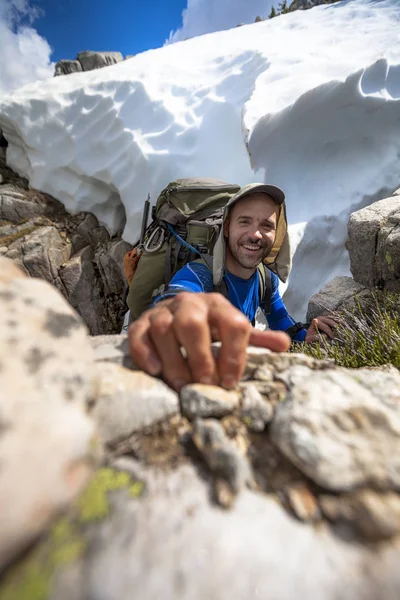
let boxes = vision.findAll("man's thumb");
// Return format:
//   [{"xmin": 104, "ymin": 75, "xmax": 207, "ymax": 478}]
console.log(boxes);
[{"xmin": 249, "ymin": 329, "xmax": 291, "ymax": 352}]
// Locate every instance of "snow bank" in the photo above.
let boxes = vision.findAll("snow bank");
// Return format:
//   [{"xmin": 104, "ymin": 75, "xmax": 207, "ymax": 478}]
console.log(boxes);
[{"xmin": 0, "ymin": 0, "xmax": 399, "ymax": 319}]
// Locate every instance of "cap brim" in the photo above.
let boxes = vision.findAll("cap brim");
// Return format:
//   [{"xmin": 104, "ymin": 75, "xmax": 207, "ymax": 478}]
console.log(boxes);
[{"xmin": 226, "ymin": 183, "xmax": 285, "ymax": 209}]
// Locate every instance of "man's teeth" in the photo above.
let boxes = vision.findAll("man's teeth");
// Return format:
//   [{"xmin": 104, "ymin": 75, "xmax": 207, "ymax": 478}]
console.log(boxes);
[{"xmin": 243, "ymin": 244, "xmax": 261, "ymax": 251}]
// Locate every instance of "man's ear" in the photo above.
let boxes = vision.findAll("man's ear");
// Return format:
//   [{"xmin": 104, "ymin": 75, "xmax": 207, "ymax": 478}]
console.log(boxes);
[{"xmin": 223, "ymin": 217, "xmax": 229, "ymax": 238}]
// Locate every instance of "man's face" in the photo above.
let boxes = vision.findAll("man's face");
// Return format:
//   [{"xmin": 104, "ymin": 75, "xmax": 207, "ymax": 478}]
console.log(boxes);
[{"xmin": 224, "ymin": 193, "xmax": 278, "ymax": 275}]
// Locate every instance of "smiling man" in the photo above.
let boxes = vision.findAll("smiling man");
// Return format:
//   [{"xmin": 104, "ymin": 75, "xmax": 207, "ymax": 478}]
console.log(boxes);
[{"xmin": 129, "ymin": 183, "xmax": 336, "ymax": 391}]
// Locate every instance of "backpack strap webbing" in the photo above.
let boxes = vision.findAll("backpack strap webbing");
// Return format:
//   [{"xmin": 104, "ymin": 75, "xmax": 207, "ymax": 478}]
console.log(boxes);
[{"xmin": 257, "ymin": 263, "xmax": 272, "ymax": 315}]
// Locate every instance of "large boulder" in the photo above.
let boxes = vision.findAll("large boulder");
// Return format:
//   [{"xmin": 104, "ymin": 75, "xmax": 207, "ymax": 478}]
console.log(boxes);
[
  {"xmin": 306, "ymin": 276, "xmax": 368, "ymax": 321},
  {"xmin": 0, "ymin": 258, "xmax": 96, "ymax": 569},
  {"xmin": 271, "ymin": 365, "xmax": 400, "ymax": 492},
  {"xmin": 347, "ymin": 193, "xmax": 400, "ymax": 290}
]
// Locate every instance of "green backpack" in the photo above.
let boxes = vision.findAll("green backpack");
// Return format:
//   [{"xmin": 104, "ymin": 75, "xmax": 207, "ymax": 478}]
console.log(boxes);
[{"xmin": 126, "ymin": 177, "xmax": 271, "ymax": 321}]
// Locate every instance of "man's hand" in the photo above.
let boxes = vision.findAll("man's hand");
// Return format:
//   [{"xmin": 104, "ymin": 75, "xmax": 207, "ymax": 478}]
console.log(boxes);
[
  {"xmin": 305, "ymin": 315, "xmax": 338, "ymax": 343},
  {"xmin": 128, "ymin": 292, "xmax": 290, "ymax": 392}
]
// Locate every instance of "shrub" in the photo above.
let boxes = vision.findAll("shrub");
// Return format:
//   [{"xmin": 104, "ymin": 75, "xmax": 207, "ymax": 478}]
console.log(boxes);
[{"xmin": 291, "ymin": 290, "xmax": 400, "ymax": 370}]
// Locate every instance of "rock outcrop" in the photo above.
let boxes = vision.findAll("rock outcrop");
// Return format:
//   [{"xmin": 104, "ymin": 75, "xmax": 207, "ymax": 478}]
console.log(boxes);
[
  {"xmin": 347, "ymin": 193, "xmax": 400, "ymax": 292},
  {"xmin": 307, "ymin": 187, "xmax": 400, "ymax": 320},
  {"xmin": 2, "ymin": 258, "xmax": 400, "ymax": 598},
  {"xmin": 54, "ymin": 51, "xmax": 125, "ymax": 77},
  {"xmin": 0, "ymin": 153, "xmax": 131, "ymax": 335},
  {"xmin": 0, "ymin": 257, "xmax": 97, "ymax": 570}
]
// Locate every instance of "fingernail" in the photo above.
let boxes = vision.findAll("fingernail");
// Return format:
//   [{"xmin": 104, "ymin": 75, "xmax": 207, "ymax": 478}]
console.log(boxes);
[
  {"xmin": 147, "ymin": 356, "xmax": 161, "ymax": 376},
  {"xmin": 221, "ymin": 376, "xmax": 237, "ymax": 390}
]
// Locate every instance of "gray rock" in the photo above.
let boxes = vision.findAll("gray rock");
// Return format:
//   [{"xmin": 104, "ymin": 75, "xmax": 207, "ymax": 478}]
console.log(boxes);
[
  {"xmin": 92, "ymin": 363, "xmax": 179, "ymax": 444},
  {"xmin": 89, "ymin": 333, "xmax": 136, "ymax": 370},
  {"xmin": 77, "ymin": 51, "xmax": 123, "ymax": 71},
  {"xmin": 192, "ymin": 419, "xmax": 254, "ymax": 504},
  {"xmin": 54, "ymin": 59, "xmax": 83, "ymax": 76},
  {"xmin": 180, "ymin": 384, "xmax": 239, "ymax": 420},
  {"xmin": 0, "ymin": 257, "xmax": 96, "ymax": 569},
  {"xmin": 271, "ymin": 366, "xmax": 400, "ymax": 492},
  {"xmin": 71, "ymin": 232, "xmax": 89, "ymax": 254},
  {"xmin": 320, "ymin": 490, "xmax": 400, "ymax": 541},
  {"xmin": 239, "ymin": 383, "xmax": 273, "ymax": 431},
  {"xmin": 20, "ymin": 225, "xmax": 70, "ymax": 285},
  {"xmin": 0, "ymin": 184, "xmax": 44, "ymax": 221},
  {"xmin": 76, "ymin": 212, "xmax": 99, "ymax": 243},
  {"xmin": 347, "ymin": 196, "xmax": 400, "ymax": 287},
  {"xmin": 0, "ymin": 165, "xmax": 125, "ymax": 336},
  {"xmin": 94, "ymin": 239, "xmax": 131, "ymax": 296},
  {"xmin": 306, "ymin": 276, "xmax": 367, "ymax": 322},
  {"xmin": 376, "ymin": 211, "xmax": 400, "ymax": 292},
  {"xmin": 253, "ymin": 351, "xmax": 332, "ymax": 384},
  {"xmin": 91, "ymin": 226, "xmax": 110, "ymax": 246},
  {"xmin": 59, "ymin": 245, "xmax": 104, "ymax": 335}
]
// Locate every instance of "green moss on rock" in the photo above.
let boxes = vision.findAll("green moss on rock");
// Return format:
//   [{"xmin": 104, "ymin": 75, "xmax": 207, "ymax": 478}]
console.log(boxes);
[
  {"xmin": 385, "ymin": 251, "xmax": 395, "ymax": 273},
  {"xmin": 0, "ymin": 516, "xmax": 85, "ymax": 600},
  {"xmin": 0, "ymin": 468, "xmax": 144, "ymax": 600},
  {"xmin": 129, "ymin": 481, "xmax": 145, "ymax": 498},
  {"xmin": 76, "ymin": 467, "xmax": 143, "ymax": 523}
]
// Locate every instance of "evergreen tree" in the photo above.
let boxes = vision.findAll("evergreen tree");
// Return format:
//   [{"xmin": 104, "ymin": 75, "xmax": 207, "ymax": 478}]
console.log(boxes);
[
  {"xmin": 269, "ymin": 5, "xmax": 277, "ymax": 18},
  {"xmin": 279, "ymin": 0, "xmax": 288, "ymax": 13}
]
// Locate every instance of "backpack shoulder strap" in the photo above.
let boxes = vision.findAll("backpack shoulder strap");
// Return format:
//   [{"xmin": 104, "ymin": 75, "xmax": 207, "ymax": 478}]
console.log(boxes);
[
  {"xmin": 257, "ymin": 264, "xmax": 272, "ymax": 314},
  {"xmin": 194, "ymin": 255, "xmax": 230, "ymax": 301}
]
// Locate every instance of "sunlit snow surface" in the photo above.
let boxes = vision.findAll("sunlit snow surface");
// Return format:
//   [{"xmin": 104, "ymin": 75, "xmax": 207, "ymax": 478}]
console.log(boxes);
[{"xmin": 1, "ymin": 0, "xmax": 400, "ymax": 318}]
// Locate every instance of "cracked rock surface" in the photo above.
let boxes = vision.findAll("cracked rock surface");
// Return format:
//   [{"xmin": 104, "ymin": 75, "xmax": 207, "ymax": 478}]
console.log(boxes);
[
  {"xmin": 0, "ymin": 157, "xmax": 131, "ymax": 334},
  {"xmin": 1, "ymin": 257, "xmax": 400, "ymax": 600}
]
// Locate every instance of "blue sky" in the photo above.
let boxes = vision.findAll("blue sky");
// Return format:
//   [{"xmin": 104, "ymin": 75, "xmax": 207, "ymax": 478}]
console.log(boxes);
[
  {"xmin": 33, "ymin": 0, "xmax": 188, "ymax": 62},
  {"xmin": 0, "ymin": 0, "xmax": 274, "ymax": 95}
]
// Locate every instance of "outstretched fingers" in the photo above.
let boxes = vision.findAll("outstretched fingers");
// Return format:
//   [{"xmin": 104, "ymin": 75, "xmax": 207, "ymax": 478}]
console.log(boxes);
[
  {"xmin": 208, "ymin": 294, "xmax": 252, "ymax": 389},
  {"xmin": 147, "ymin": 305, "xmax": 192, "ymax": 391},
  {"xmin": 312, "ymin": 317, "xmax": 336, "ymax": 339},
  {"xmin": 170, "ymin": 293, "xmax": 218, "ymax": 386},
  {"xmin": 128, "ymin": 313, "xmax": 162, "ymax": 376}
]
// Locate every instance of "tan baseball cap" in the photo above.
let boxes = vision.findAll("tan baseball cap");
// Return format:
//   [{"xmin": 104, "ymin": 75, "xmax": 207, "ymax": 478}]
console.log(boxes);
[{"xmin": 224, "ymin": 182, "xmax": 285, "ymax": 210}]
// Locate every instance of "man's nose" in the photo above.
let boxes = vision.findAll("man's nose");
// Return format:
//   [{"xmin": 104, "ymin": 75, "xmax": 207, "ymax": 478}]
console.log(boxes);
[{"xmin": 249, "ymin": 229, "xmax": 263, "ymax": 240}]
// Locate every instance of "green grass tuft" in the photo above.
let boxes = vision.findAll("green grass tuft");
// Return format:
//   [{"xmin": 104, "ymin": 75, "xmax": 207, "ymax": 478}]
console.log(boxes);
[{"xmin": 291, "ymin": 290, "xmax": 400, "ymax": 370}]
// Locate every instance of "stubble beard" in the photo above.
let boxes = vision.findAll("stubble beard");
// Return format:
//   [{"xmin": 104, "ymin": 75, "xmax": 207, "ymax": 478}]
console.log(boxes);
[{"xmin": 227, "ymin": 236, "xmax": 273, "ymax": 272}]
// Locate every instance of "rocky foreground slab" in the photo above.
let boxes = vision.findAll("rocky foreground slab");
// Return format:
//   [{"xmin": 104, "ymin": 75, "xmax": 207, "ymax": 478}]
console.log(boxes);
[{"xmin": 1, "ymin": 256, "xmax": 400, "ymax": 600}]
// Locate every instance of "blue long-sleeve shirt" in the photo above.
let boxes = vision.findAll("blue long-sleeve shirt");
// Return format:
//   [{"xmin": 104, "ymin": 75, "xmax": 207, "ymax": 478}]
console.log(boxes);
[{"xmin": 154, "ymin": 261, "xmax": 307, "ymax": 342}]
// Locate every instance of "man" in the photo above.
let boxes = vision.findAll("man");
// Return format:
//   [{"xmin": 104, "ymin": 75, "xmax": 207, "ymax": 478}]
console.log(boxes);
[{"xmin": 129, "ymin": 183, "xmax": 336, "ymax": 391}]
